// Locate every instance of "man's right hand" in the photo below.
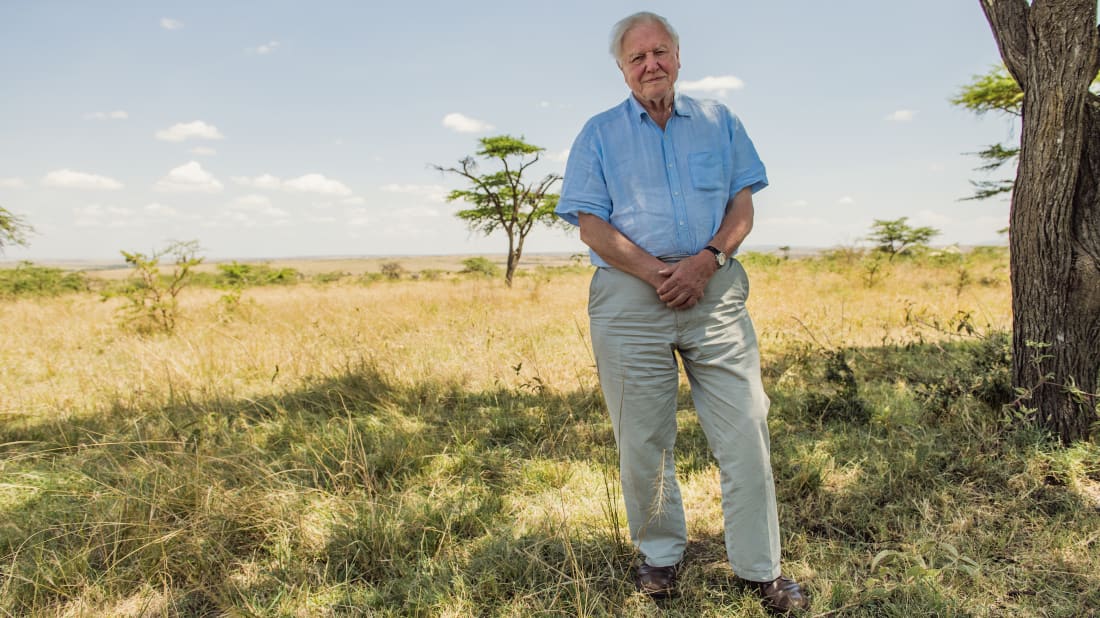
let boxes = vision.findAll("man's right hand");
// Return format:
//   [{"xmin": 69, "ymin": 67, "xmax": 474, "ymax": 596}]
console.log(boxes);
[{"xmin": 655, "ymin": 252, "xmax": 716, "ymax": 309}]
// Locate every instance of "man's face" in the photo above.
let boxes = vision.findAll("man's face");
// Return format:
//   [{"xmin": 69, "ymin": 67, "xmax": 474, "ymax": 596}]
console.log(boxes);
[{"xmin": 618, "ymin": 21, "xmax": 679, "ymax": 103}]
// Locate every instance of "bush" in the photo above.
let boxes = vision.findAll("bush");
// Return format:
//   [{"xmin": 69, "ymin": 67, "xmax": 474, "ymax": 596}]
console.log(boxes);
[
  {"xmin": 380, "ymin": 262, "xmax": 405, "ymax": 280},
  {"xmin": 737, "ymin": 251, "xmax": 783, "ymax": 268},
  {"xmin": 217, "ymin": 262, "xmax": 300, "ymax": 287},
  {"xmin": 113, "ymin": 240, "xmax": 202, "ymax": 334},
  {"xmin": 0, "ymin": 262, "xmax": 87, "ymax": 297},
  {"xmin": 311, "ymin": 271, "xmax": 351, "ymax": 284},
  {"xmin": 461, "ymin": 257, "xmax": 500, "ymax": 277},
  {"xmin": 804, "ymin": 349, "xmax": 871, "ymax": 423}
]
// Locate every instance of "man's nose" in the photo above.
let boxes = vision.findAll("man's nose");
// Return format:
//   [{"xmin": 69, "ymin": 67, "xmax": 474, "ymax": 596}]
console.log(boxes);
[{"xmin": 644, "ymin": 55, "xmax": 661, "ymax": 72}]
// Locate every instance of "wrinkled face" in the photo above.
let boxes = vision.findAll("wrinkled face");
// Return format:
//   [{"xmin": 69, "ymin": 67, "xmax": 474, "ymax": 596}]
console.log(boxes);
[{"xmin": 618, "ymin": 21, "xmax": 680, "ymax": 103}]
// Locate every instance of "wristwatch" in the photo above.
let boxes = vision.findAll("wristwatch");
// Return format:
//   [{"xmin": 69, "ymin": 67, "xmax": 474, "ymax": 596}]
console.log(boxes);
[{"xmin": 704, "ymin": 245, "xmax": 727, "ymax": 267}]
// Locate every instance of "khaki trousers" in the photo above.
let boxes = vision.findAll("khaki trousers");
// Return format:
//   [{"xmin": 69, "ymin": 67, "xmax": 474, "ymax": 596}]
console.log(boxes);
[{"xmin": 588, "ymin": 258, "xmax": 781, "ymax": 581}]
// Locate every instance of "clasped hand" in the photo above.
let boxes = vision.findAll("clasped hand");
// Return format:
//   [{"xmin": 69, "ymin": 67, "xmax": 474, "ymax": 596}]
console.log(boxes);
[{"xmin": 654, "ymin": 253, "xmax": 716, "ymax": 309}]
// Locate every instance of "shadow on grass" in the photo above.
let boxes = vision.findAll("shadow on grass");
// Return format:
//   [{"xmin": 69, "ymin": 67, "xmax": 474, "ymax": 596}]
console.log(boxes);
[{"xmin": 1, "ymin": 337, "xmax": 1098, "ymax": 615}]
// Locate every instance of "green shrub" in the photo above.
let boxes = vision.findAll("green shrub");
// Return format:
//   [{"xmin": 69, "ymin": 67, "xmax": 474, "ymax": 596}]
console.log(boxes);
[
  {"xmin": 217, "ymin": 261, "xmax": 301, "ymax": 287},
  {"xmin": 737, "ymin": 251, "xmax": 783, "ymax": 268},
  {"xmin": 0, "ymin": 261, "xmax": 88, "ymax": 297},
  {"xmin": 113, "ymin": 240, "xmax": 203, "ymax": 334},
  {"xmin": 311, "ymin": 271, "xmax": 351, "ymax": 284},
  {"xmin": 461, "ymin": 257, "xmax": 500, "ymax": 277},
  {"xmin": 804, "ymin": 349, "xmax": 871, "ymax": 423}
]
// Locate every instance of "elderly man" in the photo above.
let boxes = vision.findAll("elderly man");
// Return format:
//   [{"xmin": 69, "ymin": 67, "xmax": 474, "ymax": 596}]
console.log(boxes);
[{"xmin": 555, "ymin": 11, "xmax": 809, "ymax": 613}]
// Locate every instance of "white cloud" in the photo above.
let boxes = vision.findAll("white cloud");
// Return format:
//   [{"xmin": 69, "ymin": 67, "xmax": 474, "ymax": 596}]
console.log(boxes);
[
  {"xmin": 836, "ymin": 196, "xmax": 855, "ymax": 205},
  {"xmin": 381, "ymin": 183, "xmax": 448, "ymax": 202},
  {"xmin": 232, "ymin": 173, "xmax": 283, "ymax": 190},
  {"xmin": 284, "ymin": 173, "xmax": 352, "ymax": 196},
  {"xmin": 154, "ymin": 161, "xmax": 224, "ymax": 193},
  {"xmin": 155, "ymin": 121, "xmax": 225, "ymax": 142},
  {"xmin": 678, "ymin": 75, "xmax": 745, "ymax": 97},
  {"xmin": 340, "ymin": 196, "xmax": 366, "ymax": 205},
  {"xmin": 247, "ymin": 40, "xmax": 280, "ymax": 55},
  {"xmin": 346, "ymin": 207, "xmax": 370, "ymax": 226},
  {"xmin": 442, "ymin": 112, "xmax": 494, "ymax": 133},
  {"xmin": 190, "ymin": 146, "xmax": 217, "ymax": 156},
  {"xmin": 916, "ymin": 209, "xmax": 953, "ymax": 226},
  {"xmin": 548, "ymin": 149, "xmax": 570, "ymax": 163},
  {"xmin": 201, "ymin": 211, "xmax": 250, "ymax": 228},
  {"xmin": 42, "ymin": 169, "xmax": 124, "ymax": 190},
  {"xmin": 380, "ymin": 222, "xmax": 435, "ymax": 239},
  {"xmin": 144, "ymin": 202, "xmax": 200, "ymax": 221},
  {"xmin": 230, "ymin": 194, "xmax": 272, "ymax": 208},
  {"xmin": 160, "ymin": 17, "xmax": 184, "ymax": 30},
  {"xmin": 73, "ymin": 204, "xmax": 141, "ymax": 228},
  {"xmin": 788, "ymin": 199, "xmax": 810, "ymax": 207},
  {"xmin": 230, "ymin": 194, "xmax": 289, "ymax": 218},
  {"xmin": 234, "ymin": 173, "xmax": 352, "ymax": 196},
  {"xmin": 84, "ymin": 110, "xmax": 128, "ymax": 120},
  {"xmin": 885, "ymin": 109, "xmax": 917, "ymax": 122},
  {"xmin": 394, "ymin": 206, "xmax": 441, "ymax": 218},
  {"xmin": 144, "ymin": 202, "xmax": 176, "ymax": 216},
  {"xmin": 0, "ymin": 177, "xmax": 26, "ymax": 189},
  {"xmin": 927, "ymin": 162, "xmax": 945, "ymax": 173}
]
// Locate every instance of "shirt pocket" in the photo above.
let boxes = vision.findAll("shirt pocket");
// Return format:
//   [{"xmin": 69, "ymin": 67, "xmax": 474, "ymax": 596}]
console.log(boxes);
[{"xmin": 688, "ymin": 151, "xmax": 724, "ymax": 191}]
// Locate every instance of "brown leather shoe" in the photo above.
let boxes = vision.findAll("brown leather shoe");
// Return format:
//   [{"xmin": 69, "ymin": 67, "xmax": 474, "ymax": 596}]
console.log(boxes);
[
  {"xmin": 635, "ymin": 562, "xmax": 679, "ymax": 598},
  {"xmin": 750, "ymin": 575, "xmax": 810, "ymax": 613}
]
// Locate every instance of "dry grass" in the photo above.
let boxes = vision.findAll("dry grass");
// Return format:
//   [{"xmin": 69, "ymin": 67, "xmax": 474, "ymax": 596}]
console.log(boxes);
[{"xmin": 2, "ymin": 249, "xmax": 1098, "ymax": 616}]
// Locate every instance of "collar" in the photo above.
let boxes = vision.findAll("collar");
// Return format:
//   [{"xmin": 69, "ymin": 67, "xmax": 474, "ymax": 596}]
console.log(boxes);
[{"xmin": 627, "ymin": 92, "xmax": 692, "ymax": 123}]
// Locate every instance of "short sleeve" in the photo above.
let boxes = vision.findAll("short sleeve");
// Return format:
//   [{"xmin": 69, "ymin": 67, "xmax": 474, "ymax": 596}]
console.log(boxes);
[
  {"xmin": 555, "ymin": 124, "xmax": 613, "ymax": 226},
  {"xmin": 727, "ymin": 111, "xmax": 768, "ymax": 199}
]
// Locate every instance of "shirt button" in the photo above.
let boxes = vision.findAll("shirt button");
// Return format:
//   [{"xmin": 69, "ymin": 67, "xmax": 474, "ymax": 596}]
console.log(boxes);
[{"xmin": 673, "ymin": 191, "xmax": 679, "ymax": 196}]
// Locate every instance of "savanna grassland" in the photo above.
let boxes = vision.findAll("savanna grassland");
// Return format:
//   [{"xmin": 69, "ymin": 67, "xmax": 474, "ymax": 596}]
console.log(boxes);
[{"xmin": 1, "ymin": 248, "xmax": 1098, "ymax": 617}]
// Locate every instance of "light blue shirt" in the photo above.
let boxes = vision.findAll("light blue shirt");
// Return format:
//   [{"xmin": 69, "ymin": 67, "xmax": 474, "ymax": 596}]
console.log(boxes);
[{"xmin": 556, "ymin": 93, "xmax": 768, "ymax": 268}]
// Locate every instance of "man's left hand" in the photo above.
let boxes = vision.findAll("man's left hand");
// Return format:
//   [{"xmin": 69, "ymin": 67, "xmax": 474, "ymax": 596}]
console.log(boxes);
[{"xmin": 655, "ymin": 253, "xmax": 717, "ymax": 309}]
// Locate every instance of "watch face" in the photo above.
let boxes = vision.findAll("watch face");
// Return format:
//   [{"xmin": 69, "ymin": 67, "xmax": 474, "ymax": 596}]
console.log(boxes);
[{"xmin": 716, "ymin": 252, "xmax": 727, "ymax": 266}]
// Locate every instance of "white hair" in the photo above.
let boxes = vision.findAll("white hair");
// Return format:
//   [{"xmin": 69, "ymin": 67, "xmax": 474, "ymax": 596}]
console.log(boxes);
[{"xmin": 609, "ymin": 12, "xmax": 679, "ymax": 63}]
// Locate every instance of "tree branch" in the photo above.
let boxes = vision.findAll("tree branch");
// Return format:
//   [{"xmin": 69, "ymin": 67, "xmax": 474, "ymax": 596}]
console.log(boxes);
[
  {"xmin": 516, "ymin": 153, "xmax": 541, "ymax": 208},
  {"xmin": 979, "ymin": 0, "xmax": 1030, "ymax": 88}
]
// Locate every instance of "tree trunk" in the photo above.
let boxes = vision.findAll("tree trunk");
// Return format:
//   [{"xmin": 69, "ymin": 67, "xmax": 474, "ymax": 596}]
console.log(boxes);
[
  {"xmin": 504, "ymin": 232, "xmax": 517, "ymax": 287},
  {"xmin": 981, "ymin": 0, "xmax": 1100, "ymax": 441},
  {"xmin": 507, "ymin": 233, "xmax": 528, "ymax": 289}
]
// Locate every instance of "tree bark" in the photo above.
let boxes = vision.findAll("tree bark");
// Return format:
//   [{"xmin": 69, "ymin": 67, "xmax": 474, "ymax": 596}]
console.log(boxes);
[
  {"xmin": 505, "ymin": 229, "xmax": 517, "ymax": 287},
  {"xmin": 980, "ymin": 0, "xmax": 1100, "ymax": 441}
]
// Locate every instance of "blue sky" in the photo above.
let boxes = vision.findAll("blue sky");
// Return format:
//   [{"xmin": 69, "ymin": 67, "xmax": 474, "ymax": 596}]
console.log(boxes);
[{"xmin": 1, "ymin": 1, "xmax": 1018, "ymax": 261}]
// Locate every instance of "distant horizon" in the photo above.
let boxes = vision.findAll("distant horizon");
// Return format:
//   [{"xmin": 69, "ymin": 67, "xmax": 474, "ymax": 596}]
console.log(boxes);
[{"xmin": 1, "ymin": 241, "xmax": 1010, "ymax": 270}]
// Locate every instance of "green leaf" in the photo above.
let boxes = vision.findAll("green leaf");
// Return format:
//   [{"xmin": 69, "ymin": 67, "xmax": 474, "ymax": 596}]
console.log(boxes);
[{"xmin": 870, "ymin": 549, "xmax": 899, "ymax": 572}]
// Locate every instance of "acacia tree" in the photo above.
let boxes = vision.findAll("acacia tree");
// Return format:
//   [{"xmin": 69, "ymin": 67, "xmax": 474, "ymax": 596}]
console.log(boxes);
[
  {"xmin": 0, "ymin": 206, "xmax": 31, "ymax": 253},
  {"xmin": 866, "ymin": 217, "xmax": 940, "ymax": 260},
  {"xmin": 978, "ymin": 0, "xmax": 1100, "ymax": 441},
  {"xmin": 435, "ymin": 135, "xmax": 561, "ymax": 287}
]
